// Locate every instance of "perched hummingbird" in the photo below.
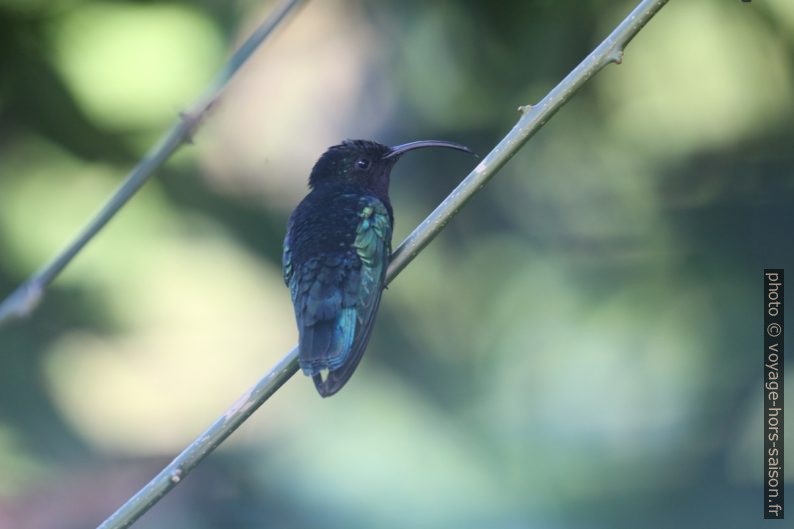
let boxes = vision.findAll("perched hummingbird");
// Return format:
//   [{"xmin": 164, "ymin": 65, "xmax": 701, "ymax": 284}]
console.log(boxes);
[{"xmin": 283, "ymin": 139, "xmax": 473, "ymax": 397}]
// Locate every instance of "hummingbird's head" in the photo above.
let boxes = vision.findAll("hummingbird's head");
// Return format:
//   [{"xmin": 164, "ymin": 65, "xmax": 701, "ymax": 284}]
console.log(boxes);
[{"xmin": 308, "ymin": 139, "xmax": 473, "ymax": 197}]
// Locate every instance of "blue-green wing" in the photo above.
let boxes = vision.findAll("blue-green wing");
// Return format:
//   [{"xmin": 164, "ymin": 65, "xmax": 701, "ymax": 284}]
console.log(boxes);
[
  {"xmin": 314, "ymin": 197, "xmax": 392, "ymax": 396},
  {"xmin": 286, "ymin": 196, "xmax": 392, "ymax": 397}
]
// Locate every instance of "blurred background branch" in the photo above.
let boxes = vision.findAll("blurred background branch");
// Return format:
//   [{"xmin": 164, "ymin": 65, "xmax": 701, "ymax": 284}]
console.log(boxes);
[
  {"xmin": 95, "ymin": 1, "xmax": 668, "ymax": 528},
  {"xmin": 0, "ymin": 0, "xmax": 306, "ymax": 324}
]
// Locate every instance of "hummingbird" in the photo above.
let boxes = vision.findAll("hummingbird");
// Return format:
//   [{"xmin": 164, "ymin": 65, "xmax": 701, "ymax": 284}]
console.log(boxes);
[{"xmin": 283, "ymin": 139, "xmax": 473, "ymax": 397}]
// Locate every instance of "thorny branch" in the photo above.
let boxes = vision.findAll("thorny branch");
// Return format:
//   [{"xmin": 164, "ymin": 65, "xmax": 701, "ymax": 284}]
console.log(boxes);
[{"xmin": 0, "ymin": 0, "xmax": 307, "ymax": 323}]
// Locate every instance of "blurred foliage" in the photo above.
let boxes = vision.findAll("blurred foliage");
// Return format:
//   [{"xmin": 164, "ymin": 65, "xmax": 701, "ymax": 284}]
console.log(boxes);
[{"xmin": 0, "ymin": 0, "xmax": 792, "ymax": 528}]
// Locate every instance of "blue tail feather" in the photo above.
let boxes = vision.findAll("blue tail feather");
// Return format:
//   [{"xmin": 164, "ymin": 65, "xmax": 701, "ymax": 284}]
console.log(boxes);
[{"xmin": 298, "ymin": 308, "xmax": 356, "ymax": 376}]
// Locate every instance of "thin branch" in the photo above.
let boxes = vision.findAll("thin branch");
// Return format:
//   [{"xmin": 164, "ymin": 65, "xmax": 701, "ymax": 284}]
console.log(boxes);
[
  {"xmin": 388, "ymin": 0, "xmax": 669, "ymax": 276},
  {"xmin": 94, "ymin": 1, "xmax": 669, "ymax": 528},
  {"xmin": 0, "ymin": 0, "xmax": 307, "ymax": 324}
]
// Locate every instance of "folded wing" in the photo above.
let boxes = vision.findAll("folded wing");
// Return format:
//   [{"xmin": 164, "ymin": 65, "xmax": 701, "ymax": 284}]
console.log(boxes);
[{"xmin": 284, "ymin": 196, "xmax": 392, "ymax": 397}]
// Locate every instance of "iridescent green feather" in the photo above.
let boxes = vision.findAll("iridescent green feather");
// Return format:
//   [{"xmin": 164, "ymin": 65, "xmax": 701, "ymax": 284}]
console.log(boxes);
[
  {"xmin": 354, "ymin": 200, "xmax": 390, "ymax": 266},
  {"xmin": 282, "ymin": 237, "xmax": 293, "ymax": 285}
]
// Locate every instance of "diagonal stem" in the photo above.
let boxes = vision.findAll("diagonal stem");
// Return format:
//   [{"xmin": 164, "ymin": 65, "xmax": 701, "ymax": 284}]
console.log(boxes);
[
  {"xmin": 0, "ymin": 0, "xmax": 307, "ymax": 324},
  {"xmin": 94, "ymin": 1, "xmax": 669, "ymax": 528}
]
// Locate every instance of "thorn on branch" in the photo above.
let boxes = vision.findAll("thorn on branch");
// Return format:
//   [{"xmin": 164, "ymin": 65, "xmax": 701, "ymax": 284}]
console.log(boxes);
[
  {"xmin": 179, "ymin": 99, "xmax": 217, "ymax": 144},
  {"xmin": 0, "ymin": 281, "xmax": 44, "ymax": 323},
  {"xmin": 169, "ymin": 469, "xmax": 183, "ymax": 483}
]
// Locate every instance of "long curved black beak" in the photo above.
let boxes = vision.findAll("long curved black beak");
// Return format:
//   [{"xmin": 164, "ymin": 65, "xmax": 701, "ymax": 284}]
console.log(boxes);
[{"xmin": 383, "ymin": 140, "xmax": 474, "ymax": 160}]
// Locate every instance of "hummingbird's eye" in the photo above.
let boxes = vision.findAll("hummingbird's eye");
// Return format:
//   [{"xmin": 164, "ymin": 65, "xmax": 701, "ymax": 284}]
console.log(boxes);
[{"xmin": 355, "ymin": 158, "xmax": 371, "ymax": 170}]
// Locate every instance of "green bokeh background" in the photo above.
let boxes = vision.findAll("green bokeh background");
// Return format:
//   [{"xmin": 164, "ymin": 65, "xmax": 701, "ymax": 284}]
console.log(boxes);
[{"xmin": 0, "ymin": 0, "xmax": 792, "ymax": 528}]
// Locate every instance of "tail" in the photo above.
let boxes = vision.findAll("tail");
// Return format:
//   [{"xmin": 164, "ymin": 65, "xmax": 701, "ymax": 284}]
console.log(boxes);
[
  {"xmin": 311, "ymin": 324, "xmax": 376, "ymax": 397},
  {"xmin": 310, "ymin": 287, "xmax": 383, "ymax": 398}
]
